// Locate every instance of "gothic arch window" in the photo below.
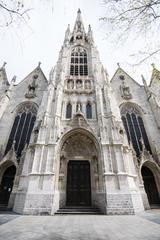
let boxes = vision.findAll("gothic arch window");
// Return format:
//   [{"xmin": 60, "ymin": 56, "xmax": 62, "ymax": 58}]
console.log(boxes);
[
  {"xmin": 70, "ymin": 47, "xmax": 88, "ymax": 76},
  {"xmin": 86, "ymin": 102, "xmax": 92, "ymax": 119},
  {"xmin": 66, "ymin": 103, "xmax": 72, "ymax": 119},
  {"xmin": 5, "ymin": 103, "xmax": 37, "ymax": 158},
  {"xmin": 121, "ymin": 104, "xmax": 151, "ymax": 157}
]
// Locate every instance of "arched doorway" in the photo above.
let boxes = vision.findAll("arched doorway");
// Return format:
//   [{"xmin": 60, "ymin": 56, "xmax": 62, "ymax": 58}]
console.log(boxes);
[
  {"xmin": 141, "ymin": 166, "xmax": 160, "ymax": 205},
  {"xmin": 66, "ymin": 160, "xmax": 91, "ymax": 206},
  {"xmin": 58, "ymin": 129, "xmax": 102, "ymax": 209},
  {"xmin": 0, "ymin": 165, "xmax": 16, "ymax": 206}
]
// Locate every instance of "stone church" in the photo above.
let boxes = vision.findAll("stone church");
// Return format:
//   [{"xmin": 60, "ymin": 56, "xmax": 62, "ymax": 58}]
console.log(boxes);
[{"xmin": 0, "ymin": 9, "xmax": 160, "ymax": 215}]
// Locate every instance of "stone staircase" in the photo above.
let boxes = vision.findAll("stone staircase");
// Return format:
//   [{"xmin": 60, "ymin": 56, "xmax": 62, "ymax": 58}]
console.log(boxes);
[
  {"xmin": 0, "ymin": 204, "xmax": 8, "ymax": 211},
  {"xmin": 56, "ymin": 206, "xmax": 102, "ymax": 215}
]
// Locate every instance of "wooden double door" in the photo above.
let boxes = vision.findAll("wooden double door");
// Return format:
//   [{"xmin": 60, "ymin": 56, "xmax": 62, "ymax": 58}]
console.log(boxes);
[{"xmin": 66, "ymin": 160, "xmax": 91, "ymax": 206}]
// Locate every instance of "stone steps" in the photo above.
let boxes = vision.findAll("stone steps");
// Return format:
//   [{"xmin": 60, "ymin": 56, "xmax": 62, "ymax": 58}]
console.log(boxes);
[
  {"xmin": 0, "ymin": 204, "xmax": 8, "ymax": 211},
  {"xmin": 56, "ymin": 207, "xmax": 102, "ymax": 215}
]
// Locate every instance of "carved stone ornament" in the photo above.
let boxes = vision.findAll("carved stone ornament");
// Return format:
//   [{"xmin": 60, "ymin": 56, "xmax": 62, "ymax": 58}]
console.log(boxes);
[
  {"xmin": 120, "ymin": 80, "xmax": 132, "ymax": 100},
  {"xmin": 61, "ymin": 133, "xmax": 97, "ymax": 158},
  {"xmin": 25, "ymin": 75, "xmax": 38, "ymax": 99}
]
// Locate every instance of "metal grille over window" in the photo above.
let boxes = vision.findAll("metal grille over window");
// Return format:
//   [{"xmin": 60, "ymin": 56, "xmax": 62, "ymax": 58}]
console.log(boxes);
[
  {"xmin": 121, "ymin": 104, "xmax": 151, "ymax": 157},
  {"xmin": 5, "ymin": 103, "xmax": 37, "ymax": 158},
  {"xmin": 70, "ymin": 47, "xmax": 88, "ymax": 76}
]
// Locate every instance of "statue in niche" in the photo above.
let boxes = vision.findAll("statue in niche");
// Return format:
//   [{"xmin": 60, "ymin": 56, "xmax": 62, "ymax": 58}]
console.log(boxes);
[
  {"xmin": 67, "ymin": 80, "xmax": 74, "ymax": 89},
  {"xmin": 60, "ymin": 156, "xmax": 65, "ymax": 174},
  {"xmin": 120, "ymin": 80, "xmax": 132, "ymax": 100},
  {"xmin": 93, "ymin": 156, "xmax": 98, "ymax": 173},
  {"xmin": 25, "ymin": 75, "xmax": 38, "ymax": 99},
  {"xmin": 76, "ymin": 80, "xmax": 82, "ymax": 89},
  {"xmin": 85, "ymin": 80, "xmax": 91, "ymax": 89}
]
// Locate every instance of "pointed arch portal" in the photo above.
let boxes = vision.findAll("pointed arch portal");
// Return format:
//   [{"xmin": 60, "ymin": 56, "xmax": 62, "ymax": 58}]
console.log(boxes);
[
  {"xmin": 58, "ymin": 129, "xmax": 102, "ymax": 209},
  {"xmin": 141, "ymin": 166, "xmax": 160, "ymax": 205},
  {"xmin": 0, "ymin": 165, "xmax": 16, "ymax": 206}
]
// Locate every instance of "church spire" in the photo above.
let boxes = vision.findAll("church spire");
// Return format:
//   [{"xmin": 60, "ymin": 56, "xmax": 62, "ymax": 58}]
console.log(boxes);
[
  {"xmin": 73, "ymin": 8, "xmax": 85, "ymax": 34},
  {"xmin": 69, "ymin": 9, "xmax": 86, "ymax": 43}
]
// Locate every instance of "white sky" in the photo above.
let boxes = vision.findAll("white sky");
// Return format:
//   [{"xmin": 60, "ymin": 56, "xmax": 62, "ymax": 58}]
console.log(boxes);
[{"xmin": 0, "ymin": 0, "xmax": 159, "ymax": 84}]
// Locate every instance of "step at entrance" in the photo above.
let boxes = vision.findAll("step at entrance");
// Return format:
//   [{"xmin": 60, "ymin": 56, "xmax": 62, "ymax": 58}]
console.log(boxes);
[
  {"xmin": 56, "ymin": 207, "xmax": 102, "ymax": 215},
  {"xmin": 0, "ymin": 204, "xmax": 8, "ymax": 211}
]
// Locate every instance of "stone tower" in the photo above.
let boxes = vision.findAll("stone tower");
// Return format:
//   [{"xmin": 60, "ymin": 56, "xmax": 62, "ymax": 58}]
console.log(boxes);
[{"xmin": 1, "ymin": 10, "xmax": 159, "ymax": 215}]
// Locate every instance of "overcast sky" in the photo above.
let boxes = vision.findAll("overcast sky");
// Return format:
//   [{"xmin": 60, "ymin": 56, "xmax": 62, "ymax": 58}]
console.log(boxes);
[{"xmin": 0, "ymin": 0, "xmax": 158, "ymax": 84}]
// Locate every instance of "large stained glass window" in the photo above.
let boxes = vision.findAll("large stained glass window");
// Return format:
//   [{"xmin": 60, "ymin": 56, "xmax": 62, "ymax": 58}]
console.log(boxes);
[
  {"xmin": 70, "ymin": 47, "xmax": 88, "ymax": 76},
  {"xmin": 5, "ymin": 103, "xmax": 37, "ymax": 158},
  {"xmin": 121, "ymin": 104, "xmax": 151, "ymax": 157}
]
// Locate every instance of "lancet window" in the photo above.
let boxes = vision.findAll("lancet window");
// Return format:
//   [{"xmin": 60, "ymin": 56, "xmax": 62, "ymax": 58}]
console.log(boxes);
[
  {"xmin": 70, "ymin": 47, "xmax": 88, "ymax": 76},
  {"xmin": 121, "ymin": 104, "xmax": 151, "ymax": 157},
  {"xmin": 5, "ymin": 103, "xmax": 37, "ymax": 158},
  {"xmin": 66, "ymin": 103, "xmax": 72, "ymax": 119},
  {"xmin": 86, "ymin": 102, "xmax": 92, "ymax": 119}
]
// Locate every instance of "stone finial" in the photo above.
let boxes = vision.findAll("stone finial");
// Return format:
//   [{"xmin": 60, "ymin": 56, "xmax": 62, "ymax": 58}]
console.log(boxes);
[
  {"xmin": 151, "ymin": 63, "xmax": 155, "ymax": 69},
  {"xmin": 2, "ymin": 62, "xmax": 7, "ymax": 68},
  {"xmin": 77, "ymin": 8, "xmax": 81, "ymax": 14},
  {"xmin": 38, "ymin": 62, "xmax": 41, "ymax": 67},
  {"xmin": 11, "ymin": 75, "xmax": 17, "ymax": 83},
  {"xmin": 117, "ymin": 63, "xmax": 120, "ymax": 68}
]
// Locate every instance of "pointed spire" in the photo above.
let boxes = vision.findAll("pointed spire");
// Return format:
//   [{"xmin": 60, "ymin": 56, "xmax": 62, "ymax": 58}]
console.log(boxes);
[
  {"xmin": 64, "ymin": 24, "xmax": 70, "ymax": 42},
  {"xmin": 151, "ymin": 63, "xmax": 160, "ymax": 81},
  {"xmin": 87, "ymin": 24, "xmax": 94, "ymax": 43},
  {"xmin": 73, "ymin": 8, "xmax": 85, "ymax": 34},
  {"xmin": 0, "ymin": 62, "xmax": 9, "ymax": 86}
]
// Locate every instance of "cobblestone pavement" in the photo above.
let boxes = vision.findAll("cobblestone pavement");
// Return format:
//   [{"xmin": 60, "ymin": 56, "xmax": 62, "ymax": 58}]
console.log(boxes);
[{"xmin": 0, "ymin": 210, "xmax": 160, "ymax": 240}]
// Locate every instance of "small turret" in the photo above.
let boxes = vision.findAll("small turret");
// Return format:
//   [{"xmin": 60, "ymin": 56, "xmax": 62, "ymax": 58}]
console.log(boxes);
[
  {"xmin": 64, "ymin": 24, "xmax": 70, "ymax": 43},
  {"xmin": 87, "ymin": 25, "xmax": 94, "ymax": 43},
  {"xmin": 0, "ymin": 62, "xmax": 9, "ymax": 86}
]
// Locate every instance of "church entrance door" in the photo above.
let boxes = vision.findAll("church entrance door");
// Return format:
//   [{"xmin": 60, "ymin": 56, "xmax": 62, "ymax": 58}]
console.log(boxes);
[
  {"xmin": 141, "ymin": 166, "xmax": 160, "ymax": 205},
  {"xmin": 66, "ymin": 160, "xmax": 91, "ymax": 206},
  {"xmin": 0, "ymin": 166, "xmax": 16, "ymax": 205}
]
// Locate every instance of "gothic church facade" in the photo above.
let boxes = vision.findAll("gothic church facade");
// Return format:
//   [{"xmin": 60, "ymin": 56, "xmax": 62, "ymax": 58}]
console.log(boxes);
[{"xmin": 0, "ymin": 10, "xmax": 160, "ymax": 215}]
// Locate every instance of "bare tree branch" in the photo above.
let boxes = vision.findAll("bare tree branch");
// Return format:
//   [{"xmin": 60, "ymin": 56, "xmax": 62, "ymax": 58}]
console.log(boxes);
[{"xmin": 101, "ymin": 0, "xmax": 160, "ymax": 64}]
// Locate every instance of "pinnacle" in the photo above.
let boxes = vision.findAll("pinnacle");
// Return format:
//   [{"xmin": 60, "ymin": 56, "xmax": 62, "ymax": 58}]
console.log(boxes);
[{"xmin": 1, "ymin": 62, "xmax": 7, "ymax": 69}]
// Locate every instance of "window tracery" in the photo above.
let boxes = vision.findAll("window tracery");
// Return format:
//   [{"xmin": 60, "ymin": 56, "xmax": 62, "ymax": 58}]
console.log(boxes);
[
  {"xmin": 5, "ymin": 103, "xmax": 37, "ymax": 158},
  {"xmin": 121, "ymin": 104, "xmax": 151, "ymax": 157},
  {"xmin": 70, "ymin": 47, "xmax": 88, "ymax": 76}
]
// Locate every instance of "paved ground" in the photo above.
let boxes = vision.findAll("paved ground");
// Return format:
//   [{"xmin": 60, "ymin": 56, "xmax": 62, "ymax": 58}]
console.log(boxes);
[{"xmin": 0, "ymin": 210, "xmax": 160, "ymax": 240}]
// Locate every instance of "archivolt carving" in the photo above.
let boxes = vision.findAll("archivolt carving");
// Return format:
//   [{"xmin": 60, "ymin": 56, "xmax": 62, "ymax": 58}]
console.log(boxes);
[{"xmin": 61, "ymin": 133, "xmax": 97, "ymax": 157}]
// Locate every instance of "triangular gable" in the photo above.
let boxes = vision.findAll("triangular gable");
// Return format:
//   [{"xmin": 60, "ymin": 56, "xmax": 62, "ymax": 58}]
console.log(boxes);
[
  {"xmin": 15, "ymin": 65, "xmax": 48, "ymax": 87},
  {"xmin": 110, "ymin": 67, "xmax": 142, "ymax": 87}
]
